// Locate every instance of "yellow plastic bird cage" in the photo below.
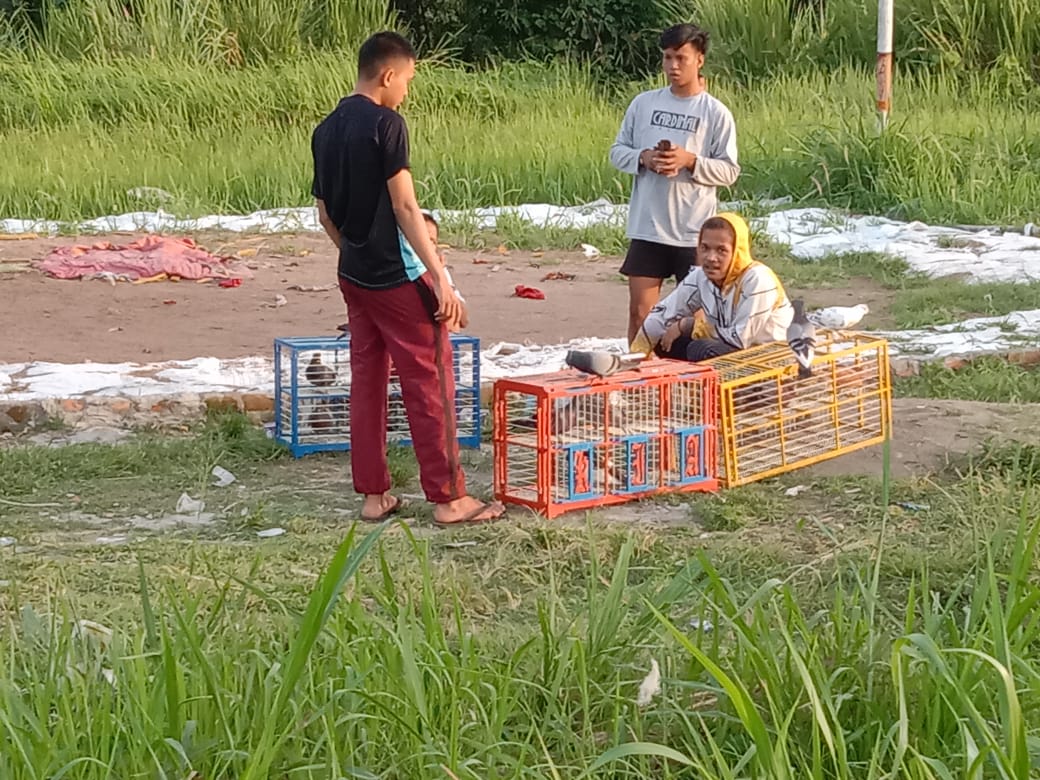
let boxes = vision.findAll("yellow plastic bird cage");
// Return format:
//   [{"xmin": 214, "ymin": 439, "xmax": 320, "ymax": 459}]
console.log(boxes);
[{"xmin": 700, "ymin": 332, "xmax": 892, "ymax": 487}]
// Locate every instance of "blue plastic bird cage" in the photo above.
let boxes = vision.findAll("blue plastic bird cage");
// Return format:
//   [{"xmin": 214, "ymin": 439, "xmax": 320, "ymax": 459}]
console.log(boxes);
[{"xmin": 273, "ymin": 335, "xmax": 481, "ymax": 457}]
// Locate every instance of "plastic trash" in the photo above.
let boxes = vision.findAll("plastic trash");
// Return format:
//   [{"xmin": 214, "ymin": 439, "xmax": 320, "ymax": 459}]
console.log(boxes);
[
  {"xmin": 211, "ymin": 466, "xmax": 237, "ymax": 487},
  {"xmin": 175, "ymin": 493, "xmax": 205, "ymax": 514}
]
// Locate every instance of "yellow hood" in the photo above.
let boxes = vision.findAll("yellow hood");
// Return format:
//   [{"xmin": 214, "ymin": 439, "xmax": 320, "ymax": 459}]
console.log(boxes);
[{"xmin": 715, "ymin": 211, "xmax": 754, "ymax": 293}]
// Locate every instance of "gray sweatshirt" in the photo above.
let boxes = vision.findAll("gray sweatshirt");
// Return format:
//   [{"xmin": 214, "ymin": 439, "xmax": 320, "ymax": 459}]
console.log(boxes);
[{"xmin": 609, "ymin": 88, "xmax": 740, "ymax": 247}]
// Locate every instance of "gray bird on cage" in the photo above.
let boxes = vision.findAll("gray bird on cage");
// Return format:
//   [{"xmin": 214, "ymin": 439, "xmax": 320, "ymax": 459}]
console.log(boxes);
[
  {"xmin": 565, "ymin": 349, "xmax": 645, "ymax": 378},
  {"xmin": 787, "ymin": 299, "xmax": 817, "ymax": 379}
]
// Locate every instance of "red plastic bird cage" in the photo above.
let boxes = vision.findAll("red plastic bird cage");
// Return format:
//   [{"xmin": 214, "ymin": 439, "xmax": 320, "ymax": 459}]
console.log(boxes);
[{"xmin": 492, "ymin": 359, "xmax": 719, "ymax": 518}]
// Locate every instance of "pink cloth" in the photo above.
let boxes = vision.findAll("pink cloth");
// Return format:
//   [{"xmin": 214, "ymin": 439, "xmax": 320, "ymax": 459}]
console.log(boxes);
[{"xmin": 34, "ymin": 236, "xmax": 252, "ymax": 281}]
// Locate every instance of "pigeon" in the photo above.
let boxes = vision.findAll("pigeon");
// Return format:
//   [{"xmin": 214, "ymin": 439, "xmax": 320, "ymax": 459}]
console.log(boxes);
[
  {"xmin": 806, "ymin": 303, "xmax": 869, "ymax": 330},
  {"xmin": 305, "ymin": 353, "xmax": 336, "ymax": 387},
  {"xmin": 787, "ymin": 299, "xmax": 817, "ymax": 379},
  {"xmin": 565, "ymin": 350, "xmax": 646, "ymax": 378}
]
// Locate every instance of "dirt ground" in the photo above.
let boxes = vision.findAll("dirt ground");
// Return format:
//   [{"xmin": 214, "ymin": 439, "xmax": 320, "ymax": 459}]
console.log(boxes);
[
  {"xmin": 0, "ymin": 231, "xmax": 888, "ymax": 364},
  {"xmin": 2, "ymin": 230, "xmax": 1036, "ymax": 485},
  {"xmin": 805, "ymin": 398, "xmax": 1040, "ymax": 479}
]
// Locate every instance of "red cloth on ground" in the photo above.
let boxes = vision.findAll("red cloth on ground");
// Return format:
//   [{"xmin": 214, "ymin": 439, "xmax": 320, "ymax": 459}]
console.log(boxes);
[
  {"xmin": 514, "ymin": 284, "xmax": 545, "ymax": 300},
  {"xmin": 34, "ymin": 236, "xmax": 252, "ymax": 281},
  {"xmin": 339, "ymin": 276, "xmax": 467, "ymax": 504}
]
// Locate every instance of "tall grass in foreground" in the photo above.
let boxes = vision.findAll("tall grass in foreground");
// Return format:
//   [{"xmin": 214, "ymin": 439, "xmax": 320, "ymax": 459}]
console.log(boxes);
[
  {"xmin": 3, "ymin": 511, "xmax": 1040, "ymax": 777},
  {"xmin": 2, "ymin": 57, "xmax": 1039, "ymax": 225}
]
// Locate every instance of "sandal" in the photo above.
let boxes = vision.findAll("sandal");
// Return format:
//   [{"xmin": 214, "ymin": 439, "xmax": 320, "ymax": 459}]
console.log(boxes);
[
  {"xmin": 433, "ymin": 501, "xmax": 506, "ymax": 528},
  {"xmin": 360, "ymin": 495, "xmax": 402, "ymax": 523}
]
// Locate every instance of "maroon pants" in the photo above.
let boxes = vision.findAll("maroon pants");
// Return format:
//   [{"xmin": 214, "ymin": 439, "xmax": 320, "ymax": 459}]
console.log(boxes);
[{"xmin": 340, "ymin": 277, "xmax": 466, "ymax": 504}]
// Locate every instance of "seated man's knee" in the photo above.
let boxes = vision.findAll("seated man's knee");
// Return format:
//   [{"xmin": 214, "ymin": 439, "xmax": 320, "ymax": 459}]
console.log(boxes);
[
  {"xmin": 685, "ymin": 338, "xmax": 738, "ymax": 362},
  {"xmin": 659, "ymin": 335, "xmax": 693, "ymax": 361}
]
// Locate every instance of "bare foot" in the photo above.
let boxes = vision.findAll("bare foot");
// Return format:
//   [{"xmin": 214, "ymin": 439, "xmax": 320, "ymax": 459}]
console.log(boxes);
[
  {"xmin": 432, "ymin": 496, "xmax": 506, "ymax": 526},
  {"xmin": 360, "ymin": 492, "xmax": 401, "ymax": 522}
]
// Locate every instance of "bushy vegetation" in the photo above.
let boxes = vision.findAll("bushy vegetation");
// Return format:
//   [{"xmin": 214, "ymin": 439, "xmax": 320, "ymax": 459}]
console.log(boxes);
[{"xmin": 4, "ymin": 0, "xmax": 1038, "ymax": 85}]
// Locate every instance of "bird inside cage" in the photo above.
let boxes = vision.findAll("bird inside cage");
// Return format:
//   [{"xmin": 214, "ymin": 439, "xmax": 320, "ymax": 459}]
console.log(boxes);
[
  {"xmin": 303, "ymin": 352, "xmax": 338, "ymax": 432},
  {"xmin": 331, "ymin": 346, "xmax": 351, "ymax": 426},
  {"xmin": 305, "ymin": 352, "xmax": 336, "ymax": 387}
]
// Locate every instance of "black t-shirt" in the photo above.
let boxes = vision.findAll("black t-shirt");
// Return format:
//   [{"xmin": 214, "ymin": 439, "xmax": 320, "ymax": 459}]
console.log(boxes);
[{"xmin": 311, "ymin": 94, "xmax": 426, "ymax": 290}]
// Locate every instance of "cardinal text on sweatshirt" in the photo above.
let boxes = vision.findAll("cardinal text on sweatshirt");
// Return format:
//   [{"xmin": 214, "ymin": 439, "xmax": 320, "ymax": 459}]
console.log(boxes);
[{"xmin": 609, "ymin": 88, "xmax": 739, "ymax": 248}]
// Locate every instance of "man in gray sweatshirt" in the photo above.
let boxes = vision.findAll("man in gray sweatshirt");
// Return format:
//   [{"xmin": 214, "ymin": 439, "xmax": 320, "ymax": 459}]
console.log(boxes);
[{"xmin": 610, "ymin": 23, "xmax": 740, "ymax": 345}]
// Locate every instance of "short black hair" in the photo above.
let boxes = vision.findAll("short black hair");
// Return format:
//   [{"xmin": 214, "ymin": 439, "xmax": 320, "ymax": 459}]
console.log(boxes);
[
  {"xmin": 659, "ymin": 24, "xmax": 710, "ymax": 55},
  {"xmin": 700, "ymin": 216, "xmax": 735, "ymax": 241},
  {"xmin": 357, "ymin": 31, "xmax": 416, "ymax": 80}
]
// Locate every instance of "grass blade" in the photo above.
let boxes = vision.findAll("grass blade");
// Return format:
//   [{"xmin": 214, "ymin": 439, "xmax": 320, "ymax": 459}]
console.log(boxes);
[{"xmin": 239, "ymin": 519, "xmax": 388, "ymax": 780}]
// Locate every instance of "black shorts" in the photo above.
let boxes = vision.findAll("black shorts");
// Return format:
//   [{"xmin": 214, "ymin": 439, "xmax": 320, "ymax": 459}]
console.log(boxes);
[{"xmin": 619, "ymin": 239, "xmax": 697, "ymax": 283}]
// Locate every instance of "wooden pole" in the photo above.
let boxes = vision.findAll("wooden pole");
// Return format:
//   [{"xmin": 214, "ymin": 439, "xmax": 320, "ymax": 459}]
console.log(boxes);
[{"xmin": 876, "ymin": 0, "xmax": 894, "ymax": 130}]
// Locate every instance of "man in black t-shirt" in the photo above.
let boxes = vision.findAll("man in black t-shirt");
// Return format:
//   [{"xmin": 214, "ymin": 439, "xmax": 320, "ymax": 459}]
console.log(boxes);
[{"xmin": 311, "ymin": 31, "xmax": 505, "ymax": 527}]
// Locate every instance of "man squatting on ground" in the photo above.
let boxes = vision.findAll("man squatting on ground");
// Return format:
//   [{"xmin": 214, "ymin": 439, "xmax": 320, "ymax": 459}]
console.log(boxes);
[
  {"xmin": 610, "ymin": 23, "xmax": 740, "ymax": 346},
  {"xmin": 311, "ymin": 32, "xmax": 505, "ymax": 527},
  {"xmin": 630, "ymin": 212, "xmax": 794, "ymax": 361}
]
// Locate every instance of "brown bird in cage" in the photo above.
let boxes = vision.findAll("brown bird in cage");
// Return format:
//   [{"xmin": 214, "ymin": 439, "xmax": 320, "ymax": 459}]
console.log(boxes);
[
  {"xmin": 305, "ymin": 353, "xmax": 336, "ymax": 387},
  {"xmin": 308, "ymin": 399, "xmax": 336, "ymax": 430}
]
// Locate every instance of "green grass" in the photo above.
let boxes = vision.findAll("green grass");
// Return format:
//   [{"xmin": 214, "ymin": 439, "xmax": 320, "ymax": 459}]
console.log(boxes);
[
  {"xmin": 440, "ymin": 209, "xmax": 632, "ymax": 255},
  {"xmin": 891, "ymin": 279, "xmax": 1040, "ymax": 329},
  {"xmin": 697, "ymin": 0, "xmax": 1040, "ymax": 84},
  {"xmin": 4, "ymin": 0, "xmax": 1037, "ymax": 84},
  {"xmin": 731, "ymin": 240, "xmax": 1040, "ymax": 330},
  {"xmin": 4, "ymin": 419, "xmax": 1040, "ymax": 777},
  {"xmin": 3, "ymin": 0, "xmax": 1040, "ymax": 770},
  {"xmin": 2, "ymin": 56, "xmax": 1038, "ymax": 226},
  {"xmin": 895, "ymin": 358, "xmax": 1040, "ymax": 403},
  {"xmin": 0, "ymin": 0, "xmax": 392, "ymax": 63},
  {"xmin": 0, "ymin": 411, "xmax": 285, "ymax": 499},
  {"xmin": 0, "ymin": 410, "xmax": 427, "ymax": 526}
]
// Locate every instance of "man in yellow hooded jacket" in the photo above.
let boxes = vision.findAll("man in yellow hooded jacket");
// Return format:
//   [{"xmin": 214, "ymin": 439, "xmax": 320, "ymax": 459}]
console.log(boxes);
[{"xmin": 630, "ymin": 212, "xmax": 793, "ymax": 361}]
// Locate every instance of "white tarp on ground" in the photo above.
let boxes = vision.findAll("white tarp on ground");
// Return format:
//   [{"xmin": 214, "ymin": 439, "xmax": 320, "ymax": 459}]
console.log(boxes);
[
  {"xmin": 764, "ymin": 208, "xmax": 1040, "ymax": 283},
  {"xmin": 3, "ymin": 199, "xmax": 1038, "ymax": 283},
  {"xmin": 0, "ymin": 357, "xmax": 273, "ymax": 403},
  {"xmin": 4, "ymin": 311, "xmax": 1040, "ymax": 402}
]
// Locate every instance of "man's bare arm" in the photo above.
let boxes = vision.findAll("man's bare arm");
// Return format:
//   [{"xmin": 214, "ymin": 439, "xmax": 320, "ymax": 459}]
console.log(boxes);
[{"xmin": 316, "ymin": 199, "xmax": 342, "ymax": 249}]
